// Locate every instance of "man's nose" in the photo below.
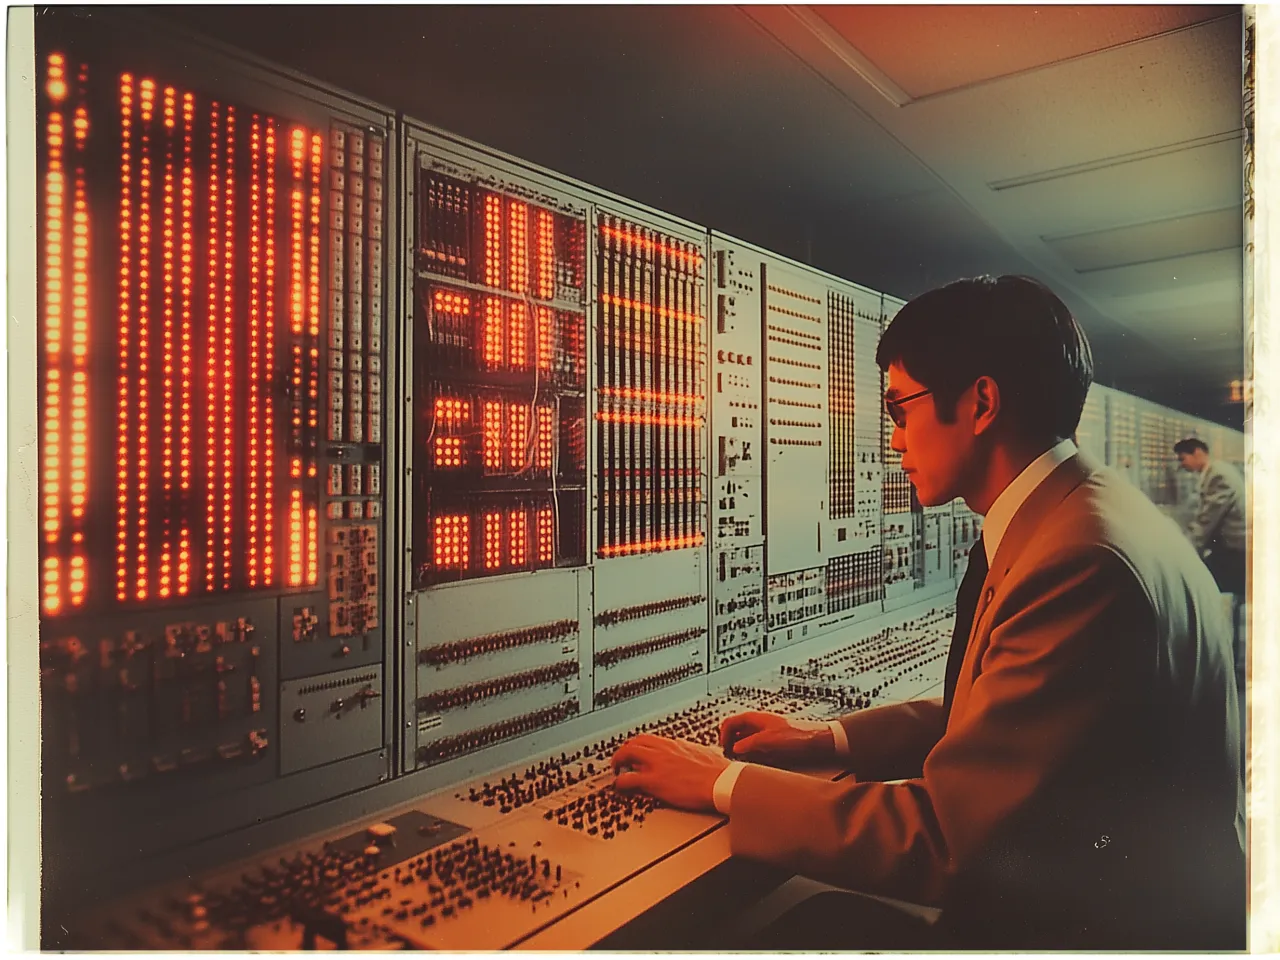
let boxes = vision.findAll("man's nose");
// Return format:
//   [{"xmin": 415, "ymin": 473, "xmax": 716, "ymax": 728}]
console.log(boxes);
[{"xmin": 890, "ymin": 423, "xmax": 906, "ymax": 454}]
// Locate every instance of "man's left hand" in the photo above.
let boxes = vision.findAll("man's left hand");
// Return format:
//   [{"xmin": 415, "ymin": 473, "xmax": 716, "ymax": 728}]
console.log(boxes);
[{"xmin": 611, "ymin": 734, "xmax": 730, "ymax": 812}]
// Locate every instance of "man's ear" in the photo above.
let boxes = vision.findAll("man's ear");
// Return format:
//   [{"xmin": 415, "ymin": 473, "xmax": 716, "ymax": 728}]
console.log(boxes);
[{"xmin": 972, "ymin": 376, "xmax": 1001, "ymax": 437}]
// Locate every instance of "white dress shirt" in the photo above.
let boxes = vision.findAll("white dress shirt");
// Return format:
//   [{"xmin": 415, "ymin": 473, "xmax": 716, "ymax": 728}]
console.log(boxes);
[{"xmin": 711, "ymin": 438, "xmax": 1079, "ymax": 815}]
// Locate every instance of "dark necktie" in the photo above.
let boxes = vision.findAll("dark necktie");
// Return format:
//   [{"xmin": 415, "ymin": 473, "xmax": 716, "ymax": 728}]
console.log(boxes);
[{"xmin": 943, "ymin": 536, "xmax": 988, "ymax": 722}]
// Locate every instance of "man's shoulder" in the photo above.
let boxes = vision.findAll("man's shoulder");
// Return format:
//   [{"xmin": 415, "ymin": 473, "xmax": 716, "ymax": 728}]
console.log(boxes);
[{"xmin": 1028, "ymin": 467, "xmax": 1217, "ymax": 603}]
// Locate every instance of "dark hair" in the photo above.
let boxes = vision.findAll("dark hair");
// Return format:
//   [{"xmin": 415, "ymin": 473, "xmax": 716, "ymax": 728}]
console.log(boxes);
[
  {"xmin": 1173, "ymin": 438, "xmax": 1209, "ymax": 456},
  {"xmin": 876, "ymin": 275, "xmax": 1094, "ymax": 444}
]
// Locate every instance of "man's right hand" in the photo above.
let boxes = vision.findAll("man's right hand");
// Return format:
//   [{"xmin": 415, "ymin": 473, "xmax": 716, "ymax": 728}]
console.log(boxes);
[{"xmin": 718, "ymin": 711, "xmax": 836, "ymax": 765}]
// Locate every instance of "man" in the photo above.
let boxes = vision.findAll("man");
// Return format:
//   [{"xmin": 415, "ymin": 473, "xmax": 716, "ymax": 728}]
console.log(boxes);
[
  {"xmin": 612, "ymin": 276, "xmax": 1243, "ymax": 950},
  {"xmin": 1175, "ymin": 437, "xmax": 1246, "ymax": 597},
  {"xmin": 1175, "ymin": 436, "xmax": 1247, "ymax": 745}
]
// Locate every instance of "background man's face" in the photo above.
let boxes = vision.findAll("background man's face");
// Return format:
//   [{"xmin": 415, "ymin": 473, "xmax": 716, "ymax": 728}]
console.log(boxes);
[{"xmin": 1177, "ymin": 451, "xmax": 1206, "ymax": 472}]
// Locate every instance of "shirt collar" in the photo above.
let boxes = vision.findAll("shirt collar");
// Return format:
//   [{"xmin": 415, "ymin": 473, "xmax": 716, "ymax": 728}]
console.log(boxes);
[{"xmin": 981, "ymin": 438, "xmax": 1078, "ymax": 564}]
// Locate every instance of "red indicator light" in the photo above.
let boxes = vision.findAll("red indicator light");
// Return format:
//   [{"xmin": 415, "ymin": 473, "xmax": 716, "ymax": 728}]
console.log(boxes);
[
  {"xmin": 248, "ymin": 116, "xmax": 262, "ymax": 586},
  {"xmin": 262, "ymin": 119, "xmax": 277, "ymax": 582},
  {"xmin": 600, "ymin": 223, "xmax": 703, "ymax": 270},
  {"xmin": 599, "ymin": 533, "xmax": 705, "ymax": 558},
  {"xmin": 537, "ymin": 507, "xmax": 554, "ymax": 563},
  {"xmin": 509, "ymin": 301, "xmax": 528, "ymax": 371},
  {"xmin": 508, "ymin": 200, "xmax": 528, "ymax": 294},
  {"xmin": 221, "ymin": 105, "xmax": 236, "ymax": 589},
  {"xmin": 433, "ymin": 397, "xmax": 471, "ymax": 424},
  {"xmin": 509, "ymin": 403, "xmax": 529, "ymax": 470},
  {"xmin": 289, "ymin": 490, "xmax": 304, "ymax": 586},
  {"xmin": 47, "ymin": 53, "xmax": 67, "ymax": 102},
  {"xmin": 484, "ymin": 511, "xmax": 502, "ymax": 570},
  {"xmin": 483, "ymin": 193, "xmax": 502, "ymax": 287},
  {"xmin": 483, "ymin": 401, "xmax": 503, "ymax": 471},
  {"xmin": 482, "ymin": 296, "xmax": 504, "ymax": 370},
  {"xmin": 536, "ymin": 406, "xmax": 554, "ymax": 471},
  {"xmin": 595, "ymin": 410, "xmax": 703, "ymax": 428},
  {"xmin": 536, "ymin": 306, "xmax": 553, "ymax": 373},
  {"xmin": 432, "ymin": 289, "xmax": 470, "ymax": 315},
  {"xmin": 509, "ymin": 509, "xmax": 528, "ymax": 567},
  {"xmin": 117, "ymin": 74, "xmax": 135, "ymax": 600},
  {"xmin": 434, "ymin": 436, "xmax": 463, "ymax": 468},
  {"xmin": 599, "ymin": 386, "xmax": 702, "ymax": 406},
  {"xmin": 434, "ymin": 514, "xmax": 470, "ymax": 569},
  {"xmin": 536, "ymin": 209, "xmax": 554, "ymax": 299}
]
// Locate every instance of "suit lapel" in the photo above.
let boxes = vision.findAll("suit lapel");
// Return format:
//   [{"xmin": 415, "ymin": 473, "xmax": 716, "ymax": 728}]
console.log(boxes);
[{"xmin": 950, "ymin": 452, "xmax": 1098, "ymax": 718}]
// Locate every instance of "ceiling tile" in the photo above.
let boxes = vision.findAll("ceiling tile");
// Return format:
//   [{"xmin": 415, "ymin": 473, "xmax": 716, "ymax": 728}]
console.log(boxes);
[{"xmin": 811, "ymin": 5, "xmax": 1228, "ymax": 100}]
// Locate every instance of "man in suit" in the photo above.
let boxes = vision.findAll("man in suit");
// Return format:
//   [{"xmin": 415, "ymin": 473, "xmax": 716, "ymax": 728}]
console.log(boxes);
[
  {"xmin": 1175, "ymin": 437, "xmax": 1246, "ymax": 596},
  {"xmin": 1175, "ymin": 436, "xmax": 1247, "ymax": 746},
  {"xmin": 611, "ymin": 276, "xmax": 1244, "ymax": 950}
]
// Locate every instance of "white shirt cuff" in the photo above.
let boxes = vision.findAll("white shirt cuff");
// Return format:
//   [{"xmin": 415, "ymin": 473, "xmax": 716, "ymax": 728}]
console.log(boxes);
[
  {"xmin": 828, "ymin": 719, "xmax": 850, "ymax": 758},
  {"xmin": 713, "ymin": 760, "xmax": 746, "ymax": 815}
]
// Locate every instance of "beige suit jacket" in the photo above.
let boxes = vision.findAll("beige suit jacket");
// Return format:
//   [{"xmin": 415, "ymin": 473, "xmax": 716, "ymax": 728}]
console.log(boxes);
[
  {"xmin": 728, "ymin": 452, "xmax": 1243, "ymax": 948},
  {"xmin": 1189, "ymin": 458, "xmax": 1247, "ymax": 553}
]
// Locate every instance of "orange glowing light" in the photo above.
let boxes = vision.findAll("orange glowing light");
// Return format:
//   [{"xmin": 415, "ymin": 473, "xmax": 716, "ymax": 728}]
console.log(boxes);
[
  {"xmin": 433, "ymin": 397, "xmax": 471, "ymax": 423},
  {"xmin": 179, "ymin": 93, "xmax": 194, "ymax": 504},
  {"xmin": 47, "ymin": 53, "xmax": 67, "ymax": 102},
  {"xmin": 537, "ymin": 507, "xmax": 554, "ymax": 563},
  {"xmin": 536, "ymin": 406, "xmax": 554, "ymax": 471},
  {"xmin": 289, "ymin": 491, "xmax": 304, "ymax": 586},
  {"xmin": 509, "ymin": 404, "xmax": 529, "ymax": 470},
  {"xmin": 536, "ymin": 307, "xmax": 553, "ymax": 373},
  {"xmin": 433, "ymin": 514, "xmax": 471, "ymax": 569},
  {"xmin": 600, "ymin": 223, "xmax": 703, "ymax": 269},
  {"xmin": 598, "ymin": 386, "xmax": 702, "ymax": 406},
  {"xmin": 434, "ymin": 436, "xmax": 463, "ymax": 468},
  {"xmin": 483, "ymin": 297, "xmax": 504, "ymax": 370},
  {"xmin": 263, "ymin": 120, "xmax": 276, "ymax": 582},
  {"xmin": 308, "ymin": 133, "xmax": 321, "ymax": 339},
  {"xmin": 248, "ymin": 117, "xmax": 262, "ymax": 586},
  {"xmin": 595, "ymin": 410, "xmax": 703, "ymax": 428},
  {"xmin": 509, "ymin": 301, "xmax": 528, "ymax": 370},
  {"xmin": 483, "ymin": 400, "xmax": 503, "ymax": 471},
  {"xmin": 160, "ymin": 90, "xmax": 177, "ymax": 596},
  {"xmin": 178, "ymin": 528, "xmax": 190, "ymax": 595},
  {"xmin": 43, "ymin": 103, "xmax": 66, "ymax": 614},
  {"xmin": 536, "ymin": 210, "xmax": 554, "ymax": 299},
  {"xmin": 136, "ymin": 84, "xmax": 154, "ymax": 601},
  {"xmin": 307, "ymin": 506, "xmax": 318, "ymax": 586},
  {"xmin": 601, "ymin": 292, "xmax": 701, "ymax": 326},
  {"xmin": 204, "ymin": 102, "xmax": 221, "ymax": 591},
  {"xmin": 432, "ymin": 289, "xmax": 471, "ymax": 315},
  {"xmin": 484, "ymin": 511, "xmax": 502, "ymax": 570},
  {"xmin": 509, "ymin": 509, "xmax": 528, "ymax": 567},
  {"xmin": 508, "ymin": 200, "xmax": 528, "ymax": 294},
  {"xmin": 599, "ymin": 533, "xmax": 705, "ymax": 558},
  {"xmin": 222, "ymin": 106, "xmax": 237, "ymax": 588},
  {"xmin": 484, "ymin": 194, "xmax": 502, "ymax": 288},
  {"xmin": 117, "ymin": 76, "xmax": 134, "ymax": 600}
]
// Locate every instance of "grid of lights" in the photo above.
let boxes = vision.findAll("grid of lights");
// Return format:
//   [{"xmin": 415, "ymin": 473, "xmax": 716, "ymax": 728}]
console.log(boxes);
[
  {"xmin": 417, "ymin": 181, "xmax": 586, "ymax": 586},
  {"xmin": 42, "ymin": 54, "xmax": 69, "ymax": 613},
  {"xmin": 434, "ymin": 514, "xmax": 471, "ymax": 569},
  {"xmin": 40, "ymin": 54, "xmax": 326, "ymax": 609},
  {"xmin": 508, "ymin": 200, "xmax": 528, "ymax": 294},
  {"xmin": 439, "ymin": 504, "xmax": 557, "ymax": 575},
  {"xmin": 596, "ymin": 213, "xmax": 706, "ymax": 558}
]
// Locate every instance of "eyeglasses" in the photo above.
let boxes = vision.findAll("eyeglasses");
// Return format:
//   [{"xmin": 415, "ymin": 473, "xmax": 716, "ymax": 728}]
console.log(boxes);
[{"xmin": 884, "ymin": 388, "xmax": 933, "ymax": 428}]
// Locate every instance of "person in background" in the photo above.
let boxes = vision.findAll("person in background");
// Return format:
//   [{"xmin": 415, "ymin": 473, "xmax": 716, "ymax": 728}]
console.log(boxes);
[
  {"xmin": 612, "ymin": 276, "xmax": 1243, "ymax": 951},
  {"xmin": 1175, "ymin": 436, "xmax": 1247, "ymax": 739}
]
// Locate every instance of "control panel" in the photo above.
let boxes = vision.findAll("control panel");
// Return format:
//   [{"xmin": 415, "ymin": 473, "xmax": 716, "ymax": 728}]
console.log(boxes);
[{"xmin": 709, "ymin": 238, "xmax": 766, "ymax": 666}]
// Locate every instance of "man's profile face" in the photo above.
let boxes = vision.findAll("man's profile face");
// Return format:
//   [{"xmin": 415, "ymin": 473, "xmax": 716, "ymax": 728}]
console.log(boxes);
[
  {"xmin": 886, "ymin": 361, "xmax": 972, "ymax": 507},
  {"xmin": 1177, "ymin": 450, "xmax": 1206, "ymax": 472}
]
